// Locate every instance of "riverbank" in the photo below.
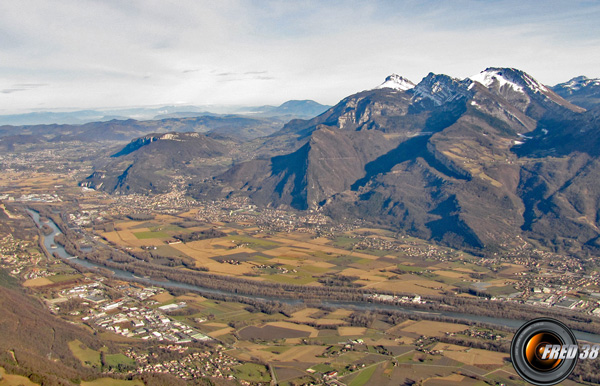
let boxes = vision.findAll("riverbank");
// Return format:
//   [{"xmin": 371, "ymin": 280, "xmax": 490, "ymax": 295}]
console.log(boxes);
[{"xmin": 26, "ymin": 208, "xmax": 600, "ymax": 343}]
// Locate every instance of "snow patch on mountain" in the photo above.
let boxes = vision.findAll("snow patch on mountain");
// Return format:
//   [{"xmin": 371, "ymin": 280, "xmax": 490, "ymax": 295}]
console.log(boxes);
[
  {"xmin": 555, "ymin": 76, "xmax": 600, "ymax": 91},
  {"xmin": 471, "ymin": 69, "xmax": 523, "ymax": 92},
  {"xmin": 470, "ymin": 68, "xmax": 549, "ymax": 94},
  {"xmin": 413, "ymin": 73, "xmax": 473, "ymax": 106},
  {"xmin": 566, "ymin": 76, "xmax": 600, "ymax": 89},
  {"xmin": 376, "ymin": 74, "xmax": 416, "ymax": 91}
]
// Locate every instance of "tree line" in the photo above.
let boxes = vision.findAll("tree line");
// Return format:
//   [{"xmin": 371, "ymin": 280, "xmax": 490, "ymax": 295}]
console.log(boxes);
[{"xmin": 173, "ymin": 228, "xmax": 226, "ymax": 243}]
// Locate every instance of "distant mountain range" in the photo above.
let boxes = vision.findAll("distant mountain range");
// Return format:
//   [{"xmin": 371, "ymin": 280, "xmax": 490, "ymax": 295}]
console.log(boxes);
[
  {"xmin": 0, "ymin": 115, "xmax": 286, "ymax": 146},
  {"xmin": 551, "ymin": 76, "xmax": 600, "ymax": 110},
  {"xmin": 0, "ymin": 100, "xmax": 331, "ymax": 126},
  {"xmin": 0, "ymin": 106, "xmax": 206, "ymax": 126},
  {"xmin": 236, "ymin": 100, "xmax": 332, "ymax": 118},
  {"xmin": 11, "ymin": 66, "xmax": 598, "ymax": 254}
]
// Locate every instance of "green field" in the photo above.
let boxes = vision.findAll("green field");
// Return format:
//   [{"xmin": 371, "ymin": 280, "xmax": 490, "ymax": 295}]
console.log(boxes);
[
  {"xmin": 348, "ymin": 365, "xmax": 377, "ymax": 386},
  {"xmin": 300, "ymin": 265, "xmax": 330, "ymax": 274},
  {"xmin": 307, "ymin": 250, "xmax": 336, "ymax": 260},
  {"xmin": 359, "ymin": 249, "xmax": 391, "ymax": 257},
  {"xmin": 212, "ymin": 308, "xmax": 287, "ymax": 325},
  {"xmin": 197, "ymin": 300, "xmax": 246, "ymax": 315},
  {"xmin": 329, "ymin": 255, "xmax": 366, "ymax": 266},
  {"xmin": 431, "ymin": 274, "xmax": 462, "ymax": 285},
  {"xmin": 265, "ymin": 274, "xmax": 317, "ymax": 285},
  {"xmin": 486, "ymin": 285, "xmax": 518, "ymax": 296},
  {"xmin": 154, "ymin": 245, "xmax": 187, "ymax": 258},
  {"xmin": 0, "ymin": 268, "xmax": 19, "ymax": 288},
  {"xmin": 0, "ymin": 366, "xmax": 39, "ymax": 386},
  {"xmin": 81, "ymin": 378, "xmax": 144, "ymax": 386},
  {"xmin": 68, "ymin": 340, "xmax": 101, "ymax": 368},
  {"xmin": 129, "ymin": 221, "xmax": 161, "ymax": 229},
  {"xmin": 233, "ymin": 363, "xmax": 271, "ymax": 382},
  {"xmin": 260, "ymin": 346, "xmax": 292, "ymax": 354},
  {"xmin": 49, "ymin": 273, "xmax": 82, "ymax": 283},
  {"xmin": 396, "ymin": 264, "xmax": 426, "ymax": 272},
  {"xmin": 149, "ymin": 225, "xmax": 184, "ymax": 232},
  {"xmin": 133, "ymin": 231, "xmax": 170, "ymax": 239},
  {"xmin": 104, "ymin": 354, "xmax": 135, "ymax": 368},
  {"xmin": 332, "ymin": 236, "xmax": 357, "ymax": 248},
  {"xmin": 226, "ymin": 235, "xmax": 279, "ymax": 249}
]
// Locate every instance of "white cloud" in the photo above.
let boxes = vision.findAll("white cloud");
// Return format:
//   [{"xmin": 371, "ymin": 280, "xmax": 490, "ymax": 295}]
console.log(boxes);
[{"xmin": 0, "ymin": 0, "xmax": 599, "ymax": 113}]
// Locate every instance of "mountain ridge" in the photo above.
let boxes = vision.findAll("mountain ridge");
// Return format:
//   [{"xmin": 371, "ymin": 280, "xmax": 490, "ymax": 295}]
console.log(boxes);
[
  {"xmin": 81, "ymin": 132, "xmax": 234, "ymax": 194},
  {"xmin": 552, "ymin": 75, "xmax": 600, "ymax": 109},
  {"xmin": 0, "ymin": 99, "xmax": 330, "ymax": 126},
  {"xmin": 192, "ymin": 67, "xmax": 600, "ymax": 252},
  {"xmin": 79, "ymin": 67, "xmax": 600, "ymax": 254}
]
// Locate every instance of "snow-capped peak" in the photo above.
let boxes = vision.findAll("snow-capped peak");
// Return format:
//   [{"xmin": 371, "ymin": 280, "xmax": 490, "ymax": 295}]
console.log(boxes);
[
  {"xmin": 470, "ymin": 69, "xmax": 523, "ymax": 92},
  {"xmin": 469, "ymin": 67, "xmax": 549, "ymax": 94},
  {"xmin": 557, "ymin": 76, "xmax": 600, "ymax": 91},
  {"xmin": 375, "ymin": 74, "xmax": 416, "ymax": 91},
  {"xmin": 412, "ymin": 72, "xmax": 473, "ymax": 106}
]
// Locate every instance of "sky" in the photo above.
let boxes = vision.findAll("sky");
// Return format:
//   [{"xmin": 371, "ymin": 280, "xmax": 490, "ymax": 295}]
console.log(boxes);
[{"xmin": 1, "ymin": 0, "xmax": 599, "ymax": 113}]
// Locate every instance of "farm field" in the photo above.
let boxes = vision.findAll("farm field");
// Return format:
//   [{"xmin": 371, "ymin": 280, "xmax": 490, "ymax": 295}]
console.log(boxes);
[
  {"xmin": 70, "ymin": 205, "xmax": 530, "ymax": 384},
  {"xmin": 68, "ymin": 339, "xmax": 101, "ymax": 368},
  {"xmin": 92, "ymin": 210, "xmax": 523, "ymax": 299},
  {"xmin": 433, "ymin": 343, "xmax": 508, "ymax": 366},
  {"xmin": 10, "ymin": 181, "xmax": 542, "ymax": 386},
  {"xmin": 0, "ymin": 367, "xmax": 39, "ymax": 386},
  {"xmin": 398, "ymin": 321, "xmax": 471, "ymax": 337},
  {"xmin": 22, "ymin": 277, "xmax": 53, "ymax": 287},
  {"xmin": 232, "ymin": 363, "xmax": 271, "ymax": 383},
  {"xmin": 151, "ymin": 286, "xmax": 516, "ymax": 386}
]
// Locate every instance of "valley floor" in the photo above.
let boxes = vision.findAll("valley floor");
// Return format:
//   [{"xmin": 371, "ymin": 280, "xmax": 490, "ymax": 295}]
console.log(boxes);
[{"xmin": 1, "ymin": 167, "xmax": 600, "ymax": 386}]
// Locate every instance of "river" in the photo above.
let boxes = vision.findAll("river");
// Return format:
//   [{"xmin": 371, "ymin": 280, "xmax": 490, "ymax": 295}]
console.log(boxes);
[{"xmin": 27, "ymin": 209, "xmax": 600, "ymax": 343}]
